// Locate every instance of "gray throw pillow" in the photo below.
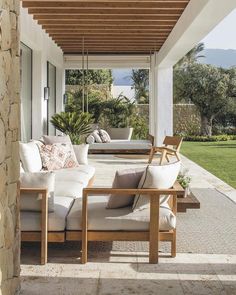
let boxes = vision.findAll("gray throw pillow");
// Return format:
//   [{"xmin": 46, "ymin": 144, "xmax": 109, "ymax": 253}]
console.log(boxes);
[
  {"xmin": 42, "ymin": 135, "xmax": 72, "ymax": 145},
  {"xmin": 107, "ymin": 168, "xmax": 145, "ymax": 209},
  {"xmin": 20, "ymin": 172, "xmax": 55, "ymax": 212}
]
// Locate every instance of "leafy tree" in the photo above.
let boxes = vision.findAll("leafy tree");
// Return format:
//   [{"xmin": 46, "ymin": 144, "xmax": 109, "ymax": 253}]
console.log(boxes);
[
  {"xmin": 65, "ymin": 69, "xmax": 113, "ymax": 88},
  {"xmin": 130, "ymin": 69, "xmax": 149, "ymax": 104},
  {"xmin": 174, "ymin": 63, "xmax": 232, "ymax": 136},
  {"xmin": 176, "ymin": 42, "xmax": 205, "ymax": 68}
]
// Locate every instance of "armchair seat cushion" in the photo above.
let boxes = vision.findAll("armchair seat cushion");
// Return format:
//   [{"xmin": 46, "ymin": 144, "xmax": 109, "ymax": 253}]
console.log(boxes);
[
  {"xmin": 66, "ymin": 195, "xmax": 176, "ymax": 231},
  {"xmin": 54, "ymin": 166, "xmax": 95, "ymax": 197},
  {"xmin": 21, "ymin": 196, "xmax": 74, "ymax": 232}
]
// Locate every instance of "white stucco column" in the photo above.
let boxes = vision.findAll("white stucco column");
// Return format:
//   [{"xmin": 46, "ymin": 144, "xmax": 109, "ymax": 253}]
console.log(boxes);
[{"xmin": 149, "ymin": 53, "xmax": 173, "ymax": 146}]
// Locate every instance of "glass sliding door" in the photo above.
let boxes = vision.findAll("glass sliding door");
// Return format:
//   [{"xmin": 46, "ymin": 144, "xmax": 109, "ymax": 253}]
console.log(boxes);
[
  {"xmin": 47, "ymin": 62, "xmax": 56, "ymax": 135},
  {"xmin": 20, "ymin": 43, "xmax": 32, "ymax": 142}
]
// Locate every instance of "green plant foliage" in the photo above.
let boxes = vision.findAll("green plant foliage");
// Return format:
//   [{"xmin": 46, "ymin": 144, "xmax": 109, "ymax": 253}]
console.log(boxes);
[
  {"xmin": 102, "ymin": 96, "xmax": 135, "ymax": 128},
  {"xmin": 130, "ymin": 113, "xmax": 149, "ymax": 139},
  {"xmin": 65, "ymin": 69, "xmax": 113, "ymax": 87},
  {"xmin": 50, "ymin": 112, "xmax": 93, "ymax": 144},
  {"xmin": 177, "ymin": 172, "xmax": 191, "ymax": 189},
  {"xmin": 174, "ymin": 63, "xmax": 234, "ymax": 136},
  {"xmin": 130, "ymin": 69, "xmax": 149, "ymax": 104},
  {"xmin": 183, "ymin": 135, "xmax": 236, "ymax": 142}
]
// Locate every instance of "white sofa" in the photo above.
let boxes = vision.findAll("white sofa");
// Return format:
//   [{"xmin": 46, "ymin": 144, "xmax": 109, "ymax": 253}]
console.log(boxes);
[{"xmin": 20, "ymin": 141, "xmax": 183, "ymax": 264}]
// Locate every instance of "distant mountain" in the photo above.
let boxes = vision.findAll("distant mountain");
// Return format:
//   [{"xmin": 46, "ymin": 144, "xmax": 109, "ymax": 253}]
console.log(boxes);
[
  {"xmin": 199, "ymin": 49, "xmax": 236, "ymax": 68},
  {"xmin": 112, "ymin": 69, "xmax": 132, "ymax": 86}
]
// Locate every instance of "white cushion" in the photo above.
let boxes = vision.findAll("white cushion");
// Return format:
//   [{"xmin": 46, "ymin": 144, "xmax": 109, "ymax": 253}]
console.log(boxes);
[
  {"xmin": 54, "ymin": 166, "xmax": 95, "ymax": 197},
  {"xmin": 89, "ymin": 140, "xmax": 152, "ymax": 150},
  {"xmin": 66, "ymin": 196, "xmax": 176, "ymax": 231},
  {"xmin": 73, "ymin": 144, "xmax": 89, "ymax": 165},
  {"xmin": 21, "ymin": 196, "xmax": 74, "ymax": 232},
  {"xmin": 133, "ymin": 161, "xmax": 181, "ymax": 211},
  {"xmin": 20, "ymin": 172, "xmax": 55, "ymax": 212},
  {"xmin": 20, "ymin": 142, "xmax": 42, "ymax": 172}
]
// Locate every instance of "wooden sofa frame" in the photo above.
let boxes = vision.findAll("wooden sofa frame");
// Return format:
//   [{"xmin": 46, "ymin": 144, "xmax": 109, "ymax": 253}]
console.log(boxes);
[
  {"xmin": 21, "ymin": 178, "xmax": 184, "ymax": 265},
  {"xmin": 20, "ymin": 176, "xmax": 95, "ymax": 265},
  {"xmin": 67, "ymin": 181, "xmax": 184, "ymax": 264}
]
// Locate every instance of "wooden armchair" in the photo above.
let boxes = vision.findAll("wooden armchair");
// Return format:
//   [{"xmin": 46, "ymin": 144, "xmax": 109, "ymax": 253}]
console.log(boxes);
[
  {"xmin": 81, "ymin": 182, "xmax": 184, "ymax": 264},
  {"xmin": 148, "ymin": 136, "xmax": 183, "ymax": 165}
]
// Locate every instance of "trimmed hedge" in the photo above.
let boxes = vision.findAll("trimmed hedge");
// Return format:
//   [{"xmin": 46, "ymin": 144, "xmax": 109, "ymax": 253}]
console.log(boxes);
[{"xmin": 184, "ymin": 135, "xmax": 236, "ymax": 142}]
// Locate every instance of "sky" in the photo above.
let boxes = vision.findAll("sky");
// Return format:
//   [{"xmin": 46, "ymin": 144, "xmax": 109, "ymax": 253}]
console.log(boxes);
[{"xmin": 202, "ymin": 8, "xmax": 236, "ymax": 50}]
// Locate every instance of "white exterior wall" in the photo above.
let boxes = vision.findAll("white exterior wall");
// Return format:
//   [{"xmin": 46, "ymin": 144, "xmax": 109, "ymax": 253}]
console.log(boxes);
[{"xmin": 20, "ymin": 6, "xmax": 64, "ymax": 139}]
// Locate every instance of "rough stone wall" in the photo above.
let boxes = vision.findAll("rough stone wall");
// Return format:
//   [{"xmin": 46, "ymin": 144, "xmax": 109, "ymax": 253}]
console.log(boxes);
[
  {"xmin": 174, "ymin": 104, "xmax": 201, "ymax": 136},
  {"xmin": 0, "ymin": 0, "xmax": 21, "ymax": 294}
]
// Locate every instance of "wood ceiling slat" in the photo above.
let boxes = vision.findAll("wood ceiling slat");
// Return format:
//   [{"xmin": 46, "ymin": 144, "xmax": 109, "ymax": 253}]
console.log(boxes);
[
  {"xmin": 21, "ymin": 0, "xmax": 190, "ymax": 54},
  {"xmin": 22, "ymin": 1, "xmax": 188, "ymax": 9},
  {"xmin": 33, "ymin": 14, "xmax": 180, "ymax": 20},
  {"xmin": 28, "ymin": 8, "xmax": 184, "ymax": 14}
]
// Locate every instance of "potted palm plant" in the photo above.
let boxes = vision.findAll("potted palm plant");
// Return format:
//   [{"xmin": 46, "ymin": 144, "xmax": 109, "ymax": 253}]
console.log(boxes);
[{"xmin": 50, "ymin": 112, "xmax": 93, "ymax": 144}]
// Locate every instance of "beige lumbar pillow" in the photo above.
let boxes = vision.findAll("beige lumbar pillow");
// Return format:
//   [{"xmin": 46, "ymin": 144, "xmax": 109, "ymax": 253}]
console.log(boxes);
[
  {"xmin": 20, "ymin": 171, "xmax": 55, "ymax": 212},
  {"xmin": 107, "ymin": 168, "xmax": 145, "ymax": 209},
  {"xmin": 132, "ymin": 161, "xmax": 181, "ymax": 211}
]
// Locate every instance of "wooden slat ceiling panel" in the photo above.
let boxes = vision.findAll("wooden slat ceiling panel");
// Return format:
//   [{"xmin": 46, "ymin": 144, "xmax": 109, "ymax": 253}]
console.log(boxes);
[{"xmin": 21, "ymin": 0, "xmax": 190, "ymax": 54}]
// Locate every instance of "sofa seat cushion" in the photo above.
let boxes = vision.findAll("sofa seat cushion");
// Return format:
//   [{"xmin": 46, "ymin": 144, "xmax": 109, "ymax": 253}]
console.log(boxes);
[
  {"xmin": 89, "ymin": 140, "xmax": 152, "ymax": 150},
  {"xmin": 21, "ymin": 196, "xmax": 74, "ymax": 232},
  {"xmin": 66, "ymin": 196, "xmax": 176, "ymax": 231},
  {"xmin": 54, "ymin": 166, "xmax": 95, "ymax": 197}
]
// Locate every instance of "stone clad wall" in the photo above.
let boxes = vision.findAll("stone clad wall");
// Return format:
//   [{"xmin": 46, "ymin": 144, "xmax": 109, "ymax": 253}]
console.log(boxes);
[{"xmin": 0, "ymin": 0, "xmax": 20, "ymax": 294}]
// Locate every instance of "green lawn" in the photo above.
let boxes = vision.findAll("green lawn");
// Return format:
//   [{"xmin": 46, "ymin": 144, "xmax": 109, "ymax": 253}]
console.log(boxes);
[{"xmin": 181, "ymin": 140, "xmax": 236, "ymax": 189}]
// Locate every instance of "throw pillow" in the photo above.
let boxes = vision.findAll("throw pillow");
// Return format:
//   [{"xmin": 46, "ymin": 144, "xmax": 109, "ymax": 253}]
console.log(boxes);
[
  {"xmin": 86, "ymin": 134, "xmax": 95, "ymax": 144},
  {"xmin": 92, "ymin": 130, "xmax": 102, "ymax": 143},
  {"xmin": 99, "ymin": 129, "xmax": 111, "ymax": 143},
  {"xmin": 73, "ymin": 144, "xmax": 89, "ymax": 165},
  {"xmin": 132, "ymin": 161, "xmax": 181, "ymax": 211},
  {"xmin": 42, "ymin": 135, "xmax": 72, "ymax": 145},
  {"xmin": 107, "ymin": 168, "xmax": 145, "ymax": 209},
  {"xmin": 20, "ymin": 171, "xmax": 55, "ymax": 212},
  {"xmin": 20, "ymin": 142, "xmax": 42, "ymax": 172}
]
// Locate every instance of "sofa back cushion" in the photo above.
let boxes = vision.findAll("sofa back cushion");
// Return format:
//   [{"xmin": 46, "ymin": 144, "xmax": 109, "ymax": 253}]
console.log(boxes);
[
  {"xmin": 20, "ymin": 142, "xmax": 42, "ymax": 172},
  {"xmin": 20, "ymin": 171, "xmax": 55, "ymax": 212},
  {"xmin": 132, "ymin": 161, "xmax": 181, "ymax": 211},
  {"xmin": 107, "ymin": 168, "xmax": 145, "ymax": 209},
  {"xmin": 42, "ymin": 135, "xmax": 72, "ymax": 145}
]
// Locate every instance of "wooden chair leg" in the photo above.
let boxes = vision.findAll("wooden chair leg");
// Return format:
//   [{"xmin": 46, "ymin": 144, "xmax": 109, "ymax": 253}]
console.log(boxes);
[
  {"xmin": 165, "ymin": 154, "xmax": 170, "ymax": 162},
  {"xmin": 159, "ymin": 150, "xmax": 167, "ymax": 165},
  {"xmin": 175, "ymin": 152, "xmax": 181, "ymax": 162},
  {"xmin": 149, "ymin": 195, "xmax": 159, "ymax": 264},
  {"xmin": 148, "ymin": 147, "xmax": 155, "ymax": 164},
  {"xmin": 171, "ymin": 229, "xmax": 177, "ymax": 258},
  {"xmin": 41, "ymin": 191, "xmax": 48, "ymax": 265},
  {"xmin": 82, "ymin": 192, "xmax": 88, "ymax": 264}
]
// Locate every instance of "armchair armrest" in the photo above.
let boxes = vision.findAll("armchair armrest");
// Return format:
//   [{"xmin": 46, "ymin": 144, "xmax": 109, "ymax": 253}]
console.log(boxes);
[
  {"xmin": 83, "ymin": 181, "xmax": 184, "ymax": 196},
  {"xmin": 20, "ymin": 188, "xmax": 48, "ymax": 195}
]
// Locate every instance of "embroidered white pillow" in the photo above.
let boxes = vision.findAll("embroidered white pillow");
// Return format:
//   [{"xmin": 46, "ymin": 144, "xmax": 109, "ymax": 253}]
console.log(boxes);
[
  {"xmin": 98, "ymin": 129, "xmax": 111, "ymax": 143},
  {"xmin": 86, "ymin": 134, "xmax": 95, "ymax": 144},
  {"xmin": 92, "ymin": 130, "xmax": 102, "ymax": 143}
]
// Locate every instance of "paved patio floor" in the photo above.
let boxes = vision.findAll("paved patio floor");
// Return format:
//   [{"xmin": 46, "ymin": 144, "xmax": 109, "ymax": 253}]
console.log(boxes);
[{"xmin": 20, "ymin": 154, "xmax": 236, "ymax": 295}]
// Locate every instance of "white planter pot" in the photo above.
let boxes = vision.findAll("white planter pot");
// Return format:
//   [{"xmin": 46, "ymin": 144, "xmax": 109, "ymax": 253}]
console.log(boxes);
[{"xmin": 108, "ymin": 127, "xmax": 133, "ymax": 140}]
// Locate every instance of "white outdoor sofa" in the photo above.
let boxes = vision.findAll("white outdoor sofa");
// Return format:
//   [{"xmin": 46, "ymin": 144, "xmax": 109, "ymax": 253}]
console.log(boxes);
[{"xmin": 20, "ymin": 140, "xmax": 183, "ymax": 265}]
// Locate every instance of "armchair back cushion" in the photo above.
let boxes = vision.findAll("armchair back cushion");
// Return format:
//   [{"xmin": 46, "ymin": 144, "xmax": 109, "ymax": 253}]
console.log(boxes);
[
  {"xmin": 107, "ymin": 168, "xmax": 145, "ymax": 209},
  {"xmin": 20, "ymin": 172, "xmax": 55, "ymax": 212},
  {"xmin": 20, "ymin": 142, "xmax": 42, "ymax": 172},
  {"xmin": 132, "ymin": 161, "xmax": 181, "ymax": 211}
]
